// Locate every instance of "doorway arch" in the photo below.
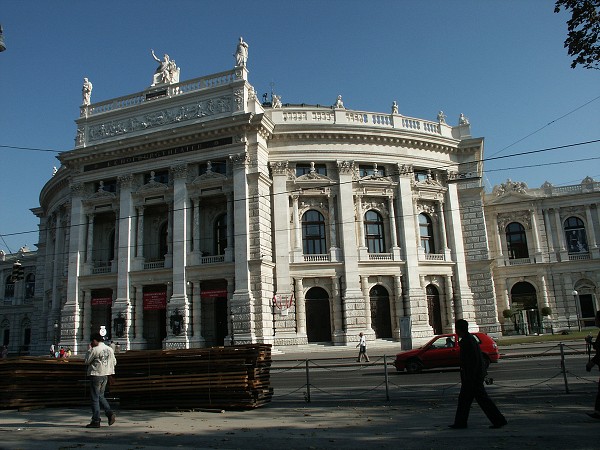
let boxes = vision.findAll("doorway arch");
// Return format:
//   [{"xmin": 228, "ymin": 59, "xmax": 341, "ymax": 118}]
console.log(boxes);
[
  {"xmin": 510, "ymin": 281, "xmax": 539, "ymax": 334},
  {"xmin": 370, "ymin": 285, "xmax": 392, "ymax": 338},
  {"xmin": 305, "ymin": 287, "xmax": 331, "ymax": 342},
  {"xmin": 426, "ymin": 284, "xmax": 443, "ymax": 335}
]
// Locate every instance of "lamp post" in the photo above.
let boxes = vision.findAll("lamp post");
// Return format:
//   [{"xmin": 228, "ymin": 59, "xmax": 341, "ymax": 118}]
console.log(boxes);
[
  {"xmin": 571, "ymin": 290, "xmax": 582, "ymax": 332},
  {"xmin": 53, "ymin": 321, "xmax": 59, "ymax": 355}
]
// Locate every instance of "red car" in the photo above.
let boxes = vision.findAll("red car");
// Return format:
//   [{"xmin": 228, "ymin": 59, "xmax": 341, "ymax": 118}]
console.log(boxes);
[{"xmin": 394, "ymin": 332, "xmax": 500, "ymax": 373}]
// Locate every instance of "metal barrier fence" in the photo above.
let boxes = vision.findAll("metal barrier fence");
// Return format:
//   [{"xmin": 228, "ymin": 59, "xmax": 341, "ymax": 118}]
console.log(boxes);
[{"xmin": 270, "ymin": 342, "xmax": 598, "ymax": 403}]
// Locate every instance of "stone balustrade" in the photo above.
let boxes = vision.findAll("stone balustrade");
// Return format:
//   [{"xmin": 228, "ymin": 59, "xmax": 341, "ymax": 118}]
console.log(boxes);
[{"xmin": 270, "ymin": 106, "xmax": 458, "ymax": 139}]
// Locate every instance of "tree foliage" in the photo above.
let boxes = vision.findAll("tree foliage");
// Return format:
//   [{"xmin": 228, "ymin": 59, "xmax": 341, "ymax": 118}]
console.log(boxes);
[{"xmin": 555, "ymin": 0, "xmax": 600, "ymax": 69}]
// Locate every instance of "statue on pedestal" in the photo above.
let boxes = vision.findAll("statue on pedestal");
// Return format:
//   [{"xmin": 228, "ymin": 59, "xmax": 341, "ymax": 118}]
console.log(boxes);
[
  {"xmin": 234, "ymin": 37, "xmax": 249, "ymax": 67},
  {"xmin": 82, "ymin": 78, "xmax": 93, "ymax": 106},
  {"xmin": 151, "ymin": 49, "xmax": 180, "ymax": 85}
]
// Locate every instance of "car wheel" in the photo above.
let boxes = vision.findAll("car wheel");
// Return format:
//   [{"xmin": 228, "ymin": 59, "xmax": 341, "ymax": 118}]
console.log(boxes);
[{"xmin": 405, "ymin": 359, "xmax": 422, "ymax": 373}]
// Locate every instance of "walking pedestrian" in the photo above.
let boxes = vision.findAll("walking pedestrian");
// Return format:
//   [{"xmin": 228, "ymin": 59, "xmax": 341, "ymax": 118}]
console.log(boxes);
[
  {"xmin": 449, "ymin": 319, "xmax": 507, "ymax": 429},
  {"xmin": 585, "ymin": 310, "xmax": 600, "ymax": 420},
  {"xmin": 84, "ymin": 332, "xmax": 117, "ymax": 428},
  {"xmin": 356, "ymin": 332, "xmax": 370, "ymax": 362}
]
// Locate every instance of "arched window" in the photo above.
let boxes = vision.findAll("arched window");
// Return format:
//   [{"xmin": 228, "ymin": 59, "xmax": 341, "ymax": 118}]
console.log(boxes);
[
  {"xmin": 4, "ymin": 276, "xmax": 15, "ymax": 299},
  {"xmin": 25, "ymin": 273, "xmax": 35, "ymax": 299},
  {"xmin": 365, "ymin": 210, "xmax": 385, "ymax": 253},
  {"xmin": 214, "ymin": 213, "xmax": 227, "ymax": 255},
  {"xmin": 505, "ymin": 222, "xmax": 529, "ymax": 259},
  {"xmin": 419, "ymin": 213, "xmax": 435, "ymax": 254},
  {"xmin": 564, "ymin": 216, "xmax": 588, "ymax": 254},
  {"xmin": 302, "ymin": 210, "xmax": 326, "ymax": 254}
]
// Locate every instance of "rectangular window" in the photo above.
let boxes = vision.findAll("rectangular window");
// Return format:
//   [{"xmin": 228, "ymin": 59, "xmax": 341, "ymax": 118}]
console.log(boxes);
[
  {"xmin": 296, "ymin": 163, "xmax": 327, "ymax": 177},
  {"xmin": 94, "ymin": 179, "xmax": 117, "ymax": 192},
  {"xmin": 144, "ymin": 170, "xmax": 169, "ymax": 184},
  {"xmin": 199, "ymin": 161, "xmax": 227, "ymax": 175},
  {"xmin": 359, "ymin": 165, "xmax": 386, "ymax": 177}
]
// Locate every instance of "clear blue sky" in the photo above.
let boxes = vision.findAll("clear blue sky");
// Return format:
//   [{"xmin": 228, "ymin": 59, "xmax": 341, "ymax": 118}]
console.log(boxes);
[{"xmin": 1, "ymin": 0, "xmax": 599, "ymax": 254}]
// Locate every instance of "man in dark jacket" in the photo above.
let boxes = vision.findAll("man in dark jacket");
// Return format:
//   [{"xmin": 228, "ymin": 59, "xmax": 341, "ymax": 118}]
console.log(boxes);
[
  {"xmin": 449, "ymin": 319, "xmax": 507, "ymax": 429},
  {"xmin": 585, "ymin": 310, "xmax": 600, "ymax": 419}
]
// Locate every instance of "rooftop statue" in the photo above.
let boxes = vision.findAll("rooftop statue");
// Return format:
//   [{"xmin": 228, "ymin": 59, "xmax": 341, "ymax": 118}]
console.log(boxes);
[
  {"xmin": 82, "ymin": 77, "xmax": 92, "ymax": 106},
  {"xmin": 437, "ymin": 110, "xmax": 446, "ymax": 124},
  {"xmin": 459, "ymin": 113, "xmax": 470, "ymax": 125},
  {"xmin": 334, "ymin": 95, "xmax": 345, "ymax": 109},
  {"xmin": 272, "ymin": 94, "xmax": 282, "ymax": 108},
  {"xmin": 234, "ymin": 37, "xmax": 249, "ymax": 67},
  {"xmin": 151, "ymin": 49, "xmax": 180, "ymax": 86},
  {"xmin": 391, "ymin": 101, "xmax": 398, "ymax": 114}
]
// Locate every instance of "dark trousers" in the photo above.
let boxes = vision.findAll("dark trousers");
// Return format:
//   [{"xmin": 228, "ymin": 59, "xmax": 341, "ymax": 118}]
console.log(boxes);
[
  {"xmin": 454, "ymin": 381, "xmax": 505, "ymax": 426},
  {"xmin": 595, "ymin": 377, "xmax": 600, "ymax": 412}
]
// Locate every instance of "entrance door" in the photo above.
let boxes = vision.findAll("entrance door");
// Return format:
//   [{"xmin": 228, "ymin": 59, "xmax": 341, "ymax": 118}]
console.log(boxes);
[
  {"xmin": 143, "ymin": 309, "xmax": 167, "ymax": 350},
  {"xmin": 426, "ymin": 285, "xmax": 443, "ymax": 335},
  {"xmin": 215, "ymin": 298, "xmax": 228, "ymax": 346},
  {"xmin": 579, "ymin": 294, "xmax": 596, "ymax": 327},
  {"xmin": 305, "ymin": 287, "xmax": 331, "ymax": 342},
  {"xmin": 370, "ymin": 285, "xmax": 392, "ymax": 338}
]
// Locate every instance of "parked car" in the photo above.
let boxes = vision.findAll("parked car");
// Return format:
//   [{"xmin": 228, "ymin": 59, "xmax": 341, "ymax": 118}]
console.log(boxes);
[{"xmin": 394, "ymin": 332, "xmax": 500, "ymax": 373}]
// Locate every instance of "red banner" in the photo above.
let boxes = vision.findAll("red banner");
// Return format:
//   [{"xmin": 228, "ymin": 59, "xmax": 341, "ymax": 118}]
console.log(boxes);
[
  {"xmin": 201, "ymin": 289, "xmax": 227, "ymax": 298},
  {"xmin": 91, "ymin": 297, "xmax": 112, "ymax": 306},
  {"xmin": 143, "ymin": 291, "xmax": 167, "ymax": 310}
]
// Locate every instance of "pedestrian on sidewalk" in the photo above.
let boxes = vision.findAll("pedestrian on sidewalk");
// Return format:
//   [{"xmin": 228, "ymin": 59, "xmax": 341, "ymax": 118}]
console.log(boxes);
[
  {"xmin": 356, "ymin": 332, "xmax": 370, "ymax": 362},
  {"xmin": 449, "ymin": 319, "xmax": 507, "ymax": 429},
  {"xmin": 84, "ymin": 332, "xmax": 117, "ymax": 428},
  {"xmin": 585, "ymin": 310, "xmax": 600, "ymax": 420}
]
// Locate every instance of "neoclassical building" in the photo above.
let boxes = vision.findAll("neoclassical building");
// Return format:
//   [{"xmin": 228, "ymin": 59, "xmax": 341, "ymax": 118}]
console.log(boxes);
[
  {"xmin": 485, "ymin": 177, "xmax": 600, "ymax": 335},
  {"xmin": 2, "ymin": 41, "xmax": 539, "ymax": 354}
]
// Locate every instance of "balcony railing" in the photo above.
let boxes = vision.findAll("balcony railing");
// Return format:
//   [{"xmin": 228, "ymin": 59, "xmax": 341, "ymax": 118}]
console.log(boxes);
[
  {"xmin": 200, "ymin": 255, "xmax": 225, "ymax": 264},
  {"xmin": 507, "ymin": 257, "xmax": 532, "ymax": 266},
  {"xmin": 423, "ymin": 253, "xmax": 446, "ymax": 261},
  {"xmin": 568, "ymin": 253, "xmax": 590, "ymax": 261},
  {"xmin": 302, "ymin": 254, "xmax": 331, "ymax": 262},
  {"xmin": 92, "ymin": 261, "xmax": 112, "ymax": 274},
  {"xmin": 368, "ymin": 253, "xmax": 393, "ymax": 261},
  {"xmin": 144, "ymin": 259, "xmax": 166, "ymax": 270}
]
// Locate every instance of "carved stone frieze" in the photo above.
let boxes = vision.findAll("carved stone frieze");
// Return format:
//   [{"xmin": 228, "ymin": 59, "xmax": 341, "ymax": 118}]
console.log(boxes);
[
  {"xmin": 336, "ymin": 160, "xmax": 355, "ymax": 175},
  {"xmin": 270, "ymin": 161, "xmax": 289, "ymax": 176},
  {"xmin": 497, "ymin": 211, "xmax": 531, "ymax": 231},
  {"xmin": 233, "ymin": 89, "xmax": 244, "ymax": 111},
  {"xmin": 87, "ymin": 96, "xmax": 232, "ymax": 142},
  {"xmin": 416, "ymin": 201, "xmax": 437, "ymax": 217},
  {"xmin": 362, "ymin": 198, "xmax": 389, "ymax": 216},
  {"xmin": 492, "ymin": 179, "xmax": 528, "ymax": 197}
]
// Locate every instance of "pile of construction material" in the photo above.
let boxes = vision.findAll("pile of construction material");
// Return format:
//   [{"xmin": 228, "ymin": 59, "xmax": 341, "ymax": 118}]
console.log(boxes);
[{"xmin": 0, "ymin": 344, "xmax": 272, "ymax": 410}]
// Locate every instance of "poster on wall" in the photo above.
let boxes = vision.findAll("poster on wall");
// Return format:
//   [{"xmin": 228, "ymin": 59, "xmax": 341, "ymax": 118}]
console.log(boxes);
[
  {"xmin": 143, "ymin": 291, "xmax": 167, "ymax": 310},
  {"xmin": 201, "ymin": 289, "xmax": 227, "ymax": 298}
]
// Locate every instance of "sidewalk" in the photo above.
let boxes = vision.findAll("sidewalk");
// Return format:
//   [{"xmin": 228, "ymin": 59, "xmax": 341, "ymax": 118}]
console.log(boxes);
[{"xmin": 0, "ymin": 385, "xmax": 597, "ymax": 449}]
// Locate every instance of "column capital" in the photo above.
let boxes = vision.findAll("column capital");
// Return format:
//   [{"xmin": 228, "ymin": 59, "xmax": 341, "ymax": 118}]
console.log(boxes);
[
  {"xmin": 336, "ymin": 160, "xmax": 355, "ymax": 175},
  {"xmin": 118, "ymin": 174, "xmax": 134, "ymax": 188},
  {"xmin": 171, "ymin": 164, "xmax": 189, "ymax": 180},
  {"xmin": 69, "ymin": 182, "xmax": 85, "ymax": 198},
  {"xmin": 269, "ymin": 161, "xmax": 289, "ymax": 176},
  {"xmin": 229, "ymin": 152, "xmax": 249, "ymax": 168}
]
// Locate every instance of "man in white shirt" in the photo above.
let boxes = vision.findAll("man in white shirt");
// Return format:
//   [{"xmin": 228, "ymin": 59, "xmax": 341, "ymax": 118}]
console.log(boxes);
[
  {"xmin": 356, "ymin": 332, "xmax": 370, "ymax": 362},
  {"xmin": 84, "ymin": 333, "xmax": 117, "ymax": 428}
]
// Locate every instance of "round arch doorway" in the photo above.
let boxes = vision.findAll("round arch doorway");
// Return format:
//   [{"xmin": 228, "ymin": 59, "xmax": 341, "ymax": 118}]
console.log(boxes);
[
  {"xmin": 370, "ymin": 285, "xmax": 392, "ymax": 338},
  {"xmin": 510, "ymin": 281, "xmax": 540, "ymax": 335},
  {"xmin": 426, "ymin": 284, "xmax": 443, "ymax": 335},
  {"xmin": 305, "ymin": 287, "xmax": 332, "ymax": 343}
]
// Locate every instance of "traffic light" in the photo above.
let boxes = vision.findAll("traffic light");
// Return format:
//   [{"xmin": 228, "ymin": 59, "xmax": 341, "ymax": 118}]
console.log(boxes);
[{"xmin": 11, "ymin": 261, "xmax": 24, "ymax": 282}]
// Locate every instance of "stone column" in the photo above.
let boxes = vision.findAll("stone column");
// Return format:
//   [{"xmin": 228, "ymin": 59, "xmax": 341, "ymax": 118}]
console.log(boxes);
[
  {"xmin": 131, "ymin": 284, "xmax": 146, "ymax": 349},
  {"xmin": 292, "ymin": 194, "xmax": 301, "ymax": 250},
  {"xmin": 397, "ymin": 164, "xmax": 431, "ymax": 341},
  {"xmin": 437, "ymin": 201, "xmax": 449, "ymax": 254},
  {"xmin": 328, "ymin": 192, "xmax": 337, "ymax": 249},
  {"xmin": 530, "ymin": 208, "xmax": 541, "ymax": 260},
  {"xmin": 136, "ymin": 206, "xmax": 144, "ymax": 258},
  {"xmin": 81, "ymin": 290, "xmax": 91, "ymax": 343},
  {"xmin": 554, "ymin": 209, "xmax": 566, "ymax": 251},
  {"xmin": 225, "ymin": 192, "xmax": 234, "ymax": 262},
  {"xmin": 392, "ymin": 275, "xmax": 403, "ymax": 339},
  {"xmin": 193, "ymin": 197, "xmax": 201, "ymax": 254},
  {"xmin": 64, "ymin": 182, "xmax": 86, "ymax": 353},
  {"xmin": 356, "ymin": 194, "xmax": 365, "ymax": 247},
  {"xmin": 166, "ymin": 164, "xmax": 190, "ymax": 349},
  {"xmin": 337, "ymin": 161, "xmax": 369, "ymax": 343},
  {"xmin": 331, "ymin": 276, "xmax": 343, "ymax": 342},
  {"xmin": 444, "ymin": 276, "xmax": 455, "ymax": 333},
  {"xmin": 295, "ymin": 277, "xmax": 306, "ymax": 336},
  {"xmin": 585, "ymin": 205, "xmax": 598, "ymax": 251},
  {"xmin": 445, "ymin": 182, "xmax": 477, "ymax": 325},
  {"xmin": 229, "ymin": 152, "xmax": 255, "ymax": 343},
  {"xmin": 189, "ymin": 281, "xmax": 205, "ymax": 348},
  {"xmin": 388, "ymin": 195, "xmax": 398, "ymax": 247},
  {"xmin": 86, "ymin": 213, "xmax": 94, "ymax": 264},
  {"xmin": 543, "ymin": 209, "xmax": 556, "ymax": 262},
  {"xmin": 361, "ymin": 275, "xmax": 373, "ymax": 332}
]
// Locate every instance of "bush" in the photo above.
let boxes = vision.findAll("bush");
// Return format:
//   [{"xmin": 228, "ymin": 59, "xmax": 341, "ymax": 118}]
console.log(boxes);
[{"xmin": 502, "ymin": 309, "xmax": 514, "ymax": 319}]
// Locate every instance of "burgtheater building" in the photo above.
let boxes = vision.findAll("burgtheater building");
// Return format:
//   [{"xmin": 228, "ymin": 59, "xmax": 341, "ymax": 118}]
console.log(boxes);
[{"xmin": 4, "ymin": 41, "xmax": 511, "ymax": 354}]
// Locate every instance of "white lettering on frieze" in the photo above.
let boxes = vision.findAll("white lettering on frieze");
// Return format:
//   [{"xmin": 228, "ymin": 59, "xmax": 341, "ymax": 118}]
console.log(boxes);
[{"xmin": 88, "ymin": 96, "xmax": 232, "ymax": 142}]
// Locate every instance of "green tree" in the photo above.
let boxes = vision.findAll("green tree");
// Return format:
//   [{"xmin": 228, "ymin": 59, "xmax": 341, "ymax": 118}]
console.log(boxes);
[{"xmin": 555, "ymin": 0, "xmax": 600, "ymax": 69}]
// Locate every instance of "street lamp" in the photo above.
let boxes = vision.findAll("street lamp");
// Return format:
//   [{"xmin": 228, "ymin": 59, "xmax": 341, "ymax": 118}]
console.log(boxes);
[
  {"xmin": 53, "ymin": 321, "xmax": 59, "ymax": 355},
  {"xmin": 571, "ymin": 290, "xmax": 582, "ymax": 332}
]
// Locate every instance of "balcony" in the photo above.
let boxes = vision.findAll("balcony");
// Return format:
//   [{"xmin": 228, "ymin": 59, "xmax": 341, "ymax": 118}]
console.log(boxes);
[
  {"xmin": 506, "ymin": 257, "xmax": 533, "ymax": 266},
  {"xmin": 302, "ymin": 254, "xmax": 331, "ymax": 262},
  {"xmin": 568, "ymin": 253, "xmax": 591, "ymax": 261},
  {"xmin": 144, "ymin": 259, "xmax": 166, "ymax": 270},
  {"xmin": 418, "ymin": 253, "xmax": 446, "ymax": 262},
  {"xmin": 200, "ymin": 255, "xmax": 225, "ymax": 264},
  {"xmin": 92, "ymin": 261, "xmax": 113, "ymax": 274}
]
